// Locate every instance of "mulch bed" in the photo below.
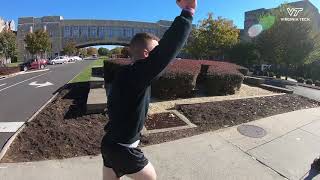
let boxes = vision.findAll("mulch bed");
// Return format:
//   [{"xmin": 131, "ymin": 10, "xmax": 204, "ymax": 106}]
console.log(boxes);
[
  {"xmin": 0, "ymin": 67, "xmax": 20, "ymax": 76},
  {"xmin": 1, "ymin": 84, "xmax": 319, "ymax": 163},
  {"xmin": 145, "ymin": 113, "xmax": 187, "ymax": 130},
  {"xmin": 1, "ymin": 82, "xmax": 107, "ymax": 163}
]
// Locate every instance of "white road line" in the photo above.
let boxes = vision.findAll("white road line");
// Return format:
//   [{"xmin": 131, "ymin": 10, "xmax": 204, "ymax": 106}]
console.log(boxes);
[
  {"xmin": 0, "ymin": 83, "xmax": 6, "ymax": 87},
  {"xmin": 0, "ymin": 122, "xmax": 25, "ymax": 133},
  {"xmin": 0, "ymin": 71, "xmax": 50, "ymax": 92}
]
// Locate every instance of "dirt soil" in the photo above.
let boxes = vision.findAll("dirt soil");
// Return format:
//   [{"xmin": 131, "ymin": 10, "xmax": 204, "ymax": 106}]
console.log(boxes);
[
  {"xmin": 145, "ymin": 113, "xmax": 187, "ymax": 130},
  {"xmin": 1, "ymin": 83, "xmax": 107, "ymax": 163},
  {"xmin": 0, "ymin": 67, "xmax": 20, "ymax": 76},
  {"xmin": 2, "ymin": 84, "xmax": 319, "ymax": 163}
]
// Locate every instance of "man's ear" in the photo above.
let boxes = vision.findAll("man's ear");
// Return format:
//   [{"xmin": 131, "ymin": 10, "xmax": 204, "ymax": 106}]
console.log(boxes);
[{"xmin": 143, "ymin": 49, "xmax": 149, "ymax": 58}]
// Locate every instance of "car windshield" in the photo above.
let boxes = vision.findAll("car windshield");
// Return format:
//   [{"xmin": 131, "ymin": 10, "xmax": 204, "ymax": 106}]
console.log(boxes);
[{"xmin": 1, "ymin": 1, "xmax": 320, "ymax": 179}]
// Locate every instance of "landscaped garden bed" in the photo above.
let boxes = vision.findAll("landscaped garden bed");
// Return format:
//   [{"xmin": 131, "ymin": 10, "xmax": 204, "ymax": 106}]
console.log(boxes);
[
  {"xmin": 1, "ymin": 82, "xmax": 319, "ymax": 163},
  {"xmin": 145, "ymin": 113, "xmax": 187, "ymax": 130},
  {"xmin": 104, "ymin": 59, "xmax": 248, "ymax": 100},
  {"xmin": 0, "ymin": 66, "xmax": 20, "ymax": 76}
]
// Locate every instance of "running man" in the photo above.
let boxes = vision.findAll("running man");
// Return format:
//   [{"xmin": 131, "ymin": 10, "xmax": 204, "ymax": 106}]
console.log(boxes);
[{"xmin": 101, "ymin": 0, "xmax": 197, "ymax": 179}]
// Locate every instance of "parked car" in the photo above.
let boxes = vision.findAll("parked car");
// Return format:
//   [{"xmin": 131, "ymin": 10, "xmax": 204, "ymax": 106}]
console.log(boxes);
[
  {"xmin": 49, "ymin": 56, "xmax": 69, "ymax": 65},
  {"xmin": 70, "ymin": 56, "xmax": 83, "ymax": 61},
  {"xmin": 20, "ymin": 59, "xmax": 48, "ymax": 71}
]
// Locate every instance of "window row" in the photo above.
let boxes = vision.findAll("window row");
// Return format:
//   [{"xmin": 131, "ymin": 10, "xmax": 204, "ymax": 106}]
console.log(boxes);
[{"xmin": 63, "ymin": 26, "xmax": 158, "ymax": 38}]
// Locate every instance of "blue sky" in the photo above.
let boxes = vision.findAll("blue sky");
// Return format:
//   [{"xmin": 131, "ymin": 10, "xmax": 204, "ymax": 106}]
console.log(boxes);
[{"xmin": 2, "ymin": 0, "xmax": 320, "ymax": 49}]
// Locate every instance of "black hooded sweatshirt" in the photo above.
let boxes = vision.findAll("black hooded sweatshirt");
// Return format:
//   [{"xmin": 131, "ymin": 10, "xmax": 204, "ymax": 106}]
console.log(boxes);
[{"xmin": 104, "ymin": 10, "xmax": 193, "ymax": 144}]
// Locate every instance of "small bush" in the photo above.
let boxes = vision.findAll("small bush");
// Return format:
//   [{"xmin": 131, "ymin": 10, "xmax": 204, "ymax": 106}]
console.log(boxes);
[
  {"xmin": 306, "ymin": 79, "xmax": 313, "ymax": 85},
  {"xmin": 152, "ymin": 60, "xmax": 201, "ymax": 99},
  {"xmin": 276, "ymin": 74, "xmax": 281, "ymax": 79},
  {"xmin": 315, "ymin": 80, "xmax": 320, "ymax": 87},
  {"xmin": 204, "ymin": 65, "xmax": 244, "ymax": 96},
  {"xmin": 268, "ymin": 72, "xmax": 275, "ymax": 77},
  {"xmin": 297, "ymin": 77, "xmax": 305, "ymax": 83}
]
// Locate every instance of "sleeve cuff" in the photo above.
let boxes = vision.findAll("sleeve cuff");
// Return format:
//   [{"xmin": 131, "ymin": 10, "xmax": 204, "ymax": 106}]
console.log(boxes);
[{"xmin": 181, "ymin": 9, "xmax": 194, "ymax": 20}]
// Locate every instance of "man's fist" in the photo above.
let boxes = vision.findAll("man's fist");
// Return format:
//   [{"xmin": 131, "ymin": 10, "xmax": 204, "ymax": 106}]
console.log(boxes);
[{"xmin": 176, "ymin": 0, "xmax": 197, "ymax": 10}]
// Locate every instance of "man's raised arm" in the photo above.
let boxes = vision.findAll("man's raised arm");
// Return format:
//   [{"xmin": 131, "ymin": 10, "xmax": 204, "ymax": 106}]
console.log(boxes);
[{"xmin": 129, "ymin": 0, "xmax": 196, "ymax": 90}]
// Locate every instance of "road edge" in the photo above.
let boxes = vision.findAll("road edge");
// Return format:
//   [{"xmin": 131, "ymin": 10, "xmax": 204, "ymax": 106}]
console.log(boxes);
[
  {"xmin": 0, "ymin": 61, "xmax": 95, "ymax": 161},
  {"xmin": 0, "ymin": 92, "xmax": 59, "ymax": 161}
]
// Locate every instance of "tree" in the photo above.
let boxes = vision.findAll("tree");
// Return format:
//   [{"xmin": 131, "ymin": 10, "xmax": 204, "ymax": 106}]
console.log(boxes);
[
  {"xmin": 63, "ymin": 41, "xmax": 77, "ymax": 56},
  {"xmin": 98, "ymin": 47, "xmax": 109, "ymax": 56},
  {"xmin": 78, "ymin": 48, "xmax": 87, "ymax": 57},
  {"xmin": 120, "ymin": 47, "xmax": 130, "ymax": 58},
  {"xmin": 0, "ymin": 30, "xmax": 16, "ymax": 64},
  {"xmin": 87, "ymin": 47, "xmax": 98, "ymax": 56},
  {"xmin": 24, "ymin": 29, "xmax": 51, "ymax": 59},
  {"xmin": 185, "ymin": 13, "xmax": 239, "ymax": 59},
  {"xmin": 228, "ymin": 42, "xmax": 259, "ymax": 67},
  {"xmin": 256, "ymin": 4, "xmax": 318, "ymax": 79},
  {"xmin": 110, "ymin": 47, "xmax": 123, "ymax": 58}
]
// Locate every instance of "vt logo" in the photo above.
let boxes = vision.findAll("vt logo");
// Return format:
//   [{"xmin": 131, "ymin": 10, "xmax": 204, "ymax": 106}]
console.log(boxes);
[{"xmin": 287, "ymin": 8, "xmax": 304, "ymax": 17}]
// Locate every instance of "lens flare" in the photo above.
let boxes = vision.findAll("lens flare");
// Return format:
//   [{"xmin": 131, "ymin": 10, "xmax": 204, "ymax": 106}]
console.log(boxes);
[
  {"xmin": 248, "ymin": 24, "xmax": 263, "ymax": 38},
  {"xmin": 259, "ymin": 15, "xmax": 276, "ymax": 30}
]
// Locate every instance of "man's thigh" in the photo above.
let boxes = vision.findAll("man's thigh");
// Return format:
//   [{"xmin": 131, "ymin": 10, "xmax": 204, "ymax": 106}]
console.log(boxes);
[
  {"xmin": 126, "ymin": 162, "xmax": 157, "ymax": 180},
  {"xmin": 101, "ymin": 139, "xmax": 150, "ymax": 178}
]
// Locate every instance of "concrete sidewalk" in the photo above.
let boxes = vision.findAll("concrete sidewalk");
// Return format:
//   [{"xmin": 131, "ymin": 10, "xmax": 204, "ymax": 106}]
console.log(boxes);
[{"xmin": 1, "ymin": 108, "xmax": 320, "ymax": 180}]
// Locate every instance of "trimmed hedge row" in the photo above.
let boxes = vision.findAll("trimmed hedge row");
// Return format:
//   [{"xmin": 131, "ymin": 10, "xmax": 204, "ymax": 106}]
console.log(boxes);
[
  {"xmin": 151, "ymin": 60, "xmax": 201, "ymax": 99},
  {"xmin": 104, "ymin": 59, "xmax": 246, "ymax": 100},
  {"xmin": 204, "ymin": 64, "xmax": 244, "ymax": 95}
]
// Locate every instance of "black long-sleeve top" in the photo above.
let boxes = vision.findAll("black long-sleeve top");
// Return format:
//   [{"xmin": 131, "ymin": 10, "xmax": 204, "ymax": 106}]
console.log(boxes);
[{"xmin": 104, "ymin": 10, "xmax": 193, "ymax": 144}]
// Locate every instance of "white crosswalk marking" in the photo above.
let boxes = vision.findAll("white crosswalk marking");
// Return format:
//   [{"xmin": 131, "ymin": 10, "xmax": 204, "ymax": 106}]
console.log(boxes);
[
  {"xmin": 0, "ymin": 122, "xmax": 25, "ymax": 133},
  {"xmin": 0, "ymin": 83, "xmax": 6, "ymax": 87}
]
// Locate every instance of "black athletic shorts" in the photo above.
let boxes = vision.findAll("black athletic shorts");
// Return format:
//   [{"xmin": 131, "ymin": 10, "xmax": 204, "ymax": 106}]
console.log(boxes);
[{"xmin": 101, "ymin": 136, "xmax": 149, "ymax": 178}]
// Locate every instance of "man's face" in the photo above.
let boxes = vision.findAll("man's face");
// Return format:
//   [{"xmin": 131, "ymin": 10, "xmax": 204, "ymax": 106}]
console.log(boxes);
[{"xmin": 130, "ymin": 39, "xmax": 159, "ymax": 60}]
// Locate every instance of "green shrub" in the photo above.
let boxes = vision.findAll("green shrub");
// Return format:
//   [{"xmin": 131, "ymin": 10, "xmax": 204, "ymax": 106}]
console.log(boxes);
[
  {"xmin": 315, "ymin": 80, "xmax": 320, "ymax": 87},
  {"xmin": 152, "ymin": 60, "xmax": 200, "ymax": 99},
  {"xmin": 104, "ymin": 59, "xmax": 246, "ymax": 99},
  {"xmin": 297, "ymin": 77, "xmax": 305, "ymax": 83},
  {"xmin": 276, "ymin": 74, "xmax": 281, "ymax": 79},
  {"xmin": 306, "ymin": 79, "xmax": 313, "ymax": 85},
  {"xmin": 268, "ymin": 72, "xmax": 275, "ymax": 77},
  {"xmin": 204, "ymin": 66, "xmax": 244, "ymax": 96},
  {"xmin": 237, "ymin": 66, "xmax": 249, "ymax": 76}
]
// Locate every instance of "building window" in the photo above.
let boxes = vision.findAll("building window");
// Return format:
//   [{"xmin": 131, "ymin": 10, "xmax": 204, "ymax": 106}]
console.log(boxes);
[
  {"xmin": 89, "ymin": 26, "xmax": 97, "ymax": 38},
  {"xmin": 80, "ymin": 26, "xmax": 88, "ymax": 37},
  {"xmin": 124, "ymin": 28, "xmax": 133, "ymax": 38},
  {"xmin": 98, "ymin": 26, "xmax": 106, "ymax": 38},
  {"xmin": 64, "ymin": 26, "xmax": 70, "ymax": 38},
  {"xmin": 73, "ymin": 26, "xmax": 79, "ymax": 38}
]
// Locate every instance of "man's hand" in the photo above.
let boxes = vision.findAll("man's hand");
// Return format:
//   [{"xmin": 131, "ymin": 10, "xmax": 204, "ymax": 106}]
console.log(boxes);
[{"xmin": 176, "ymin": 0, "xmax": 197, "ymax": 10}]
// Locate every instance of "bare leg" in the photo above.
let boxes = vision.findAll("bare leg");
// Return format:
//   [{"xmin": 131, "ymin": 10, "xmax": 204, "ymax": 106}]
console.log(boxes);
[
  {"xmin": 126, "ymin": 162, "xmax": 157, "ymax": 180},
  {"xmin": 103, "ymin": 166, "xmax": 120, "ymax": 180}
]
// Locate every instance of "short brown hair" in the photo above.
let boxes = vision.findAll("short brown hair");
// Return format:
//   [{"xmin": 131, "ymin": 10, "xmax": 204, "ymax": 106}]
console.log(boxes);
[{"xmin": 130, "ymin": 33, "xmax": 160, "ymax": 48}]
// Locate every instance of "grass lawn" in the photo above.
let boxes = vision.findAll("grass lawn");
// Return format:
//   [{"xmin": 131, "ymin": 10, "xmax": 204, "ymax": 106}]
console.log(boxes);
[
  {"xmin": 70, "ymin": 57, "xmax": 105, "ymax": 83},
  {"xmin": 6, "ymin": 62, "xmax": 22, "ymax": 67}
]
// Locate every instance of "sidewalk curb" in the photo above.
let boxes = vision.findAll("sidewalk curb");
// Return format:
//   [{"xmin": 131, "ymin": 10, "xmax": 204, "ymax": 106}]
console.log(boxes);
[{"xmin": 0, "ymin": 92, "xmax": 59, "ymax": 161}]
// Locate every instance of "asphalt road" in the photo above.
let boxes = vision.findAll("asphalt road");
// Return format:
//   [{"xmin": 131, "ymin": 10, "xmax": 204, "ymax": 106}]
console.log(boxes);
[
  {"xmin": 0, "ymin": 61, "xmax": 92, "ymax": 150},
  {"xmin": 286, "ymin": 85, "xmax": 320, "ymax": 102}
]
